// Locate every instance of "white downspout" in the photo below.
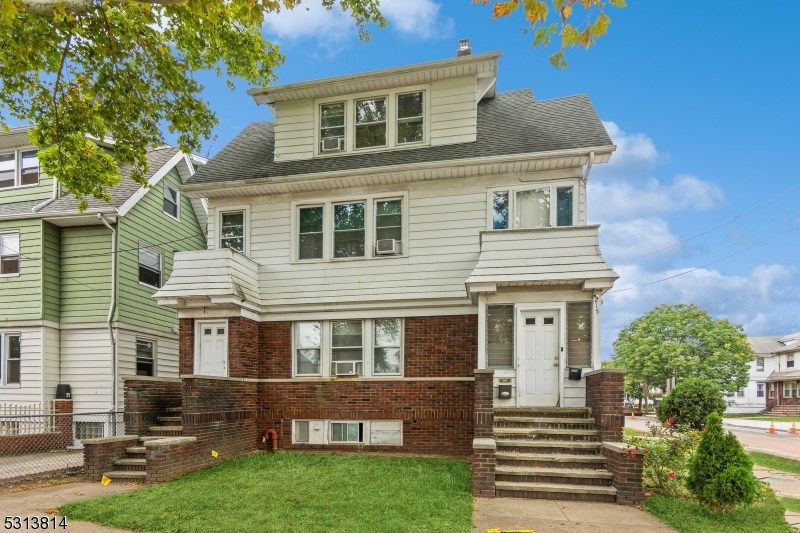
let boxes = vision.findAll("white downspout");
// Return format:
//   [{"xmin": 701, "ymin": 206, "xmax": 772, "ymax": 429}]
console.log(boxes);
[
  {"xmin": 582, "ymin": 151, "xmax": 595, "ymax": 182},
  {"xmin": 98, "ymin": 213, "xmax": 118, "ymax": 413}
]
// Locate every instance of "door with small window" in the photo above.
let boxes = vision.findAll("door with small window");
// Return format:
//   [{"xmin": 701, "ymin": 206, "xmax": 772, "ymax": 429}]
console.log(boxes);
[
  {"xmin": 197, "ymin": 323, "xmax": 227, "ymax": 377},
  {"xmin": 518, "ymin": 313, "xmax": 559, "ymax": 407}
]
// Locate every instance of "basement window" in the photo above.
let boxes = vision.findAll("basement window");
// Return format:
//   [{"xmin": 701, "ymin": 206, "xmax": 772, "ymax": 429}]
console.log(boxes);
[
  {"xmin": 75, "ymin": 421, "xmax": 104, "ymax": 441},
  {"xmin": 330, "ymin": 421, "xmax": 364, "ymax": 443}
]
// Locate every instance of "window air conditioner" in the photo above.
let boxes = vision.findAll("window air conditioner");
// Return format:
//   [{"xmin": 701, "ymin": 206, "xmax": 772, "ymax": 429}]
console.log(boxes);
[
  {"xmin": 321, "ymin": 137, "xmax": 345, "ymax": 152},
  {"xmin": 375, "ymin": 239, "xmax": 401, "ymax": 255},
  {"xmin": 334, "ymin": 361, "xmax": 362, "ymax": 376}
]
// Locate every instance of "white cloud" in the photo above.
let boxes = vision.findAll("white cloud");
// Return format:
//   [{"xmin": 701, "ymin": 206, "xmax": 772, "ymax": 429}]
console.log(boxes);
[
  {"xmin": 589, "ymin": 175, "xmax": 725, "ymax": 222},
  {"xmin": 601, "ymin": 263, "xmax": 799, "ymax": 354},
  {"xmin": 261, "ymin": 0, "xmax": 453, "ymax": 49},
  {"xmin": 599, "ymin": 218, "xmax": 681, "ymax": 264},
  {"xmin": 593, "ymin": 121, "xmax": 660, "ymax": 181},
  {"xmin": 379, "ymin": 0, "xmax": 454, "ymax": 40}
]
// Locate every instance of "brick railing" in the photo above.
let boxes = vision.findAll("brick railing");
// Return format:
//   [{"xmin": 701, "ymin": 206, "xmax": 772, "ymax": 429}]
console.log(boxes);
[
  {"xmin": 473, "ymin": 369, "xmax": 495, "ymax": 497},
  {"xmin": 123, "ymin": 376, "xmax": 182, "ymax": 435},
  {"xmin": 145, "ymin": 437, "xmax": 198, "ymax": 484},
  {"xmin": 83, "ymin": 435, "xmax": 139, "ymax": 482},
  {"xmin": 603, "ymin": 442, "xmax": 645, "ymax": 505},
  {"xmin": 584, "ymin": 369, "xmax": 626, "ymax": 442}
]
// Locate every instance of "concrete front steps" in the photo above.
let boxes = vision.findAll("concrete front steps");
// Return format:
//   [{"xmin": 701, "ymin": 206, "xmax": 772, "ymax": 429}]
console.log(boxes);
[
  {"xmin": 493, "ymin": 407, "xmax": 616, "ymax": 502},
  {"xmin": 103, "ymin": 407, "xmax": 183, "ymax": 482}
]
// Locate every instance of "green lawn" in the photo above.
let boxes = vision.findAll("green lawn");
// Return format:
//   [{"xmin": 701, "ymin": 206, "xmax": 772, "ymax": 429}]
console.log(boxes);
[
  {"xmin": 783, "ymin": 497, "xmax": 800, "ymax": 514},
  {"xmin": 749, "ymin": 451, "xmax": 800, "ymax": 476},
  {"xmin": 646, "ymin": 492, "xmax": 793, "ymax": 533},
  {"xmin": 61, "ymin": 452, "xmax": 473, "ymax": 533},
  {"xmin": 724, "ymin": 415, "xmax": 800, "ymax": 423}
]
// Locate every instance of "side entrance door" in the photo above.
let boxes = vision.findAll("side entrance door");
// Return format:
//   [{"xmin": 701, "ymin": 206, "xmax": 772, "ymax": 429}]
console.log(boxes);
[
  {"xmin": 197, "ymin": 322, "xmax": 228, "ymax": 377},
  {"xmin": 518, "ymin": 312, "xmax": 559, "ymax": 407}
]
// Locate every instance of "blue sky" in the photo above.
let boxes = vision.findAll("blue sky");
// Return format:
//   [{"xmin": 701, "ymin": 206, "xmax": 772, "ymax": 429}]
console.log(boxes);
[{"xmin": 178, "ymin": 1, "xmax": 800, "ymax": 356}]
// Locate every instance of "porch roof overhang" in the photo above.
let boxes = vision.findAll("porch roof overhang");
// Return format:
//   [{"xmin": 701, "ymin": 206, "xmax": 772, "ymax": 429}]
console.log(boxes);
[
  {"xmin": 153, "ymin": 248, "xmax": 261, "ymax": 312},
  {"xmin": 465, "ymin": 225, "xmax": 619, "ymax": 297},
  {"xmin": 766, "ymin": 370, "xmax": 800, "ymax": 383}
]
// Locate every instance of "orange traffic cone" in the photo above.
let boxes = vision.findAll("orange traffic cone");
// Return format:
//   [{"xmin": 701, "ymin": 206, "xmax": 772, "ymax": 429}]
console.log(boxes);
[
  {"xmin": 791, "ymin": 422, "xmax": 797, "ymax": 435},
  {"xmin": 631, "ymin": 412, "xmax": 636, "ymax": 420},
  {"xmin": 769, "ymin": 421, "xmax": 776, "ymax": 434}
]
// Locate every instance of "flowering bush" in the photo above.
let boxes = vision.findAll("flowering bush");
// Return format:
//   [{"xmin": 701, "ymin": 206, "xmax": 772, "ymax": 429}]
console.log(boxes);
[{"xmin": 624, "ymin": 420, "xmax": 701, "ymax": 497}]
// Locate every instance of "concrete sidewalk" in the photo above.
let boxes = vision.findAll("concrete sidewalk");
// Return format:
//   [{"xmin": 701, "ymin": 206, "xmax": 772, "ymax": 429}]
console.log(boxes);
[
  {"xmin": 472, "ymin": 498, "xmax": 675, "ymax": 532},
  {"xmin": 724, "ymin": 418, "xmax": 798, "ymax": 433}
]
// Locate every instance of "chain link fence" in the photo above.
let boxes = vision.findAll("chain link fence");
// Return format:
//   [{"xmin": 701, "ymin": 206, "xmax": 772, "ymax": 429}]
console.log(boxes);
[{"xmin": 0, "ymin": 409, "xmax": 126, "ymax": 484}]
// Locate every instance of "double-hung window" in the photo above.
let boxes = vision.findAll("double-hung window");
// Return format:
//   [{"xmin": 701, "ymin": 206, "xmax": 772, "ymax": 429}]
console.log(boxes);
[
  {"xmin": 785, "ymin": 381, "xmax": 798, "ymax": 398},
  {"xmin": 756, "ymin": 357, "xmax": 765, "ymax": 372},
  {"xmin": 397, "ymin": 92, "xmax": 424, "ymax": 144},
  {"xmin": 320, "ymin": 103, "xmax": 345, "ymax": 152},
  {"xmin": 0, "ymin": 150, "xmax": 39, "ymax": 188},
  {"xmin": 298, "ymin": 206, "xmax": 323, "ymax": 260},
  {"xmin": 331, "ymin": 320, "xmax": 363, "ymax": 375},
  {"xmin": 220, "ymin": 212, "xmax": 245, "ymax": 253},
  {"xmin": 374, "ymin": 319, "xmax": 401, "ymax": 375},
  {"xmin": 788, "ymin": 354, "xmax": 795, "ymax": 369},
  {"xmin": 1, "ymin": 334, "xmax": 21, "ymax": 385},
  {"xmin": 138, "ymin": 245, "xmax": 162, "ymax": 288},
  {"xmin": 375, "ymin": 199, "xmax": 402, "ymax": 253},
  {"xmin": 295, "ymin": 322, "xmax": 321, "ymax": 376},
  {"xmin": 136, "ymin": 339, "xmax": 155, "ymax": 377},
  {"xmin": 492, "ymin": 184, "xmax": 576, "ymax": 229},
  {"xmin": 355, "ymin": 98, "xmax": 387, "ymax": 149},
  {"xmin": 757, "ymin": 383, "xmax": 765, "ymax": 398},
  {"xmin": 333, "ymin": 202, "xmax": 365, "ymax": 258},
  {"xmin": 0, "ymin": 232, "xmax": 20, "ymax": 275},
  {"xmin": 163, "ymin": 183, "xmax": 179, "ymax": 219}
]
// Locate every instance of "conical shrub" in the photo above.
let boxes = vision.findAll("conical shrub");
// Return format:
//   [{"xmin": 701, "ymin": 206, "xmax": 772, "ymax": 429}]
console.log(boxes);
[{"xmin": 686, "ymin": 412, "xmax": 761, "ymax": 512}]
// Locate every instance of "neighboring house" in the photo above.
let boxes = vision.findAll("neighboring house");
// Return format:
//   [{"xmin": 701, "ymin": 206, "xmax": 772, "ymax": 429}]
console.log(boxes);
[
  {"xmin": 728, "ymin": 335, "xmax": 783, "ymax": 413},
  {"xmin": 154, "ymin": 46, "xmax": 619, "ymax": 446},
  {"xmin": 766, "ymin": 332, "xmax": 800, "ymax": 414},
  {"xmin": 0, "ymin": 127, "xmax": 207, "ymax": 419}
]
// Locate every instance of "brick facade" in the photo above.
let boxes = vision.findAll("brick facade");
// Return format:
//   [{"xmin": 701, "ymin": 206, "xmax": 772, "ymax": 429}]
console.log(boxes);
[
  {"xmin": 585, "ymin": 369, "xmax": 626, "ymax": 442},
  {"xmin": 123, "ymin": 377, "xmax": 182, "ymax": 435},
  {"xmin": 179, "ymin": 318, "xmax": 195, "ymax": 375},
  {"xmin": 83, "ymin": 435, "xmax": 139, "ymax": 482},
  {"xmin": 472, "ymin": 370, "xmax": 495, "ymax": 496},
  {"xmin": 403, "ymin": 316, "xmax": 478, "ymax": 378},
  {"xmin": 145, "ymin": 437, "xmax": 198, "ymax": 484},
  {"xmin": 258, "ymin": 321, "xmax": 292, "ymax": 379},
  {"xmin": 228, "ymin": 317, "xmax": 260, "ymax": 379},
  {"xmin": 0, "ymin": 399, "xmax": 73, "ymax": 457}
]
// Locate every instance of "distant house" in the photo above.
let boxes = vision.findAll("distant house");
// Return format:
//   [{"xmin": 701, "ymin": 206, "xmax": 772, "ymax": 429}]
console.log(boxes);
[
  {"xmin": 0, "ymin": 127, "xmax": 207, "ymax": 424},
  {"xmin": 736, "ymin": 333, "xmax": 800, "ymax": 414},
  {"xmin": 766, "ymin": 333, "xmax": 800, "ymax": 415}
]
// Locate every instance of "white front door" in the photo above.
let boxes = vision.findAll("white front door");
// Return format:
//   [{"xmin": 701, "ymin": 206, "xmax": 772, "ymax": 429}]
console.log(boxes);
[
  {"xmin": 198, "ymin": 322, "xmax": 228, "ymax": 377},
  {"xmin": 519, "ymin": 313, "xmax": 559, "ymax": 407}
]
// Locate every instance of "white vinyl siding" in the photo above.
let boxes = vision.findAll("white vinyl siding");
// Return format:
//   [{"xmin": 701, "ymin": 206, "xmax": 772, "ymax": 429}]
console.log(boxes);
[
  {"xmin": 0, "ymin": 328, "xmax": 43, "ymax": 403},
  {"xmin": 429, "ymin": 76, "xmax": 476, "ymax": 146},
  {"xmin": 273, "ymin": 99, "xmax": 315, "ymax": 162},
  {"xmin": 60, "ymin": 328, "xmax": 113, "ymax": 412}
]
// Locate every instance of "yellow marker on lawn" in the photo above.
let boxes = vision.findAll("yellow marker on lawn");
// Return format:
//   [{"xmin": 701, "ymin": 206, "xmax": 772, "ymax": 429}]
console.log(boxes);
[
  {"xmin": 211, "ymin": 450, "xmax": 219, "ymax": 458},
  {"xmin": 101, "ymin": 475, "xmax": 112, "ymax": 486}
]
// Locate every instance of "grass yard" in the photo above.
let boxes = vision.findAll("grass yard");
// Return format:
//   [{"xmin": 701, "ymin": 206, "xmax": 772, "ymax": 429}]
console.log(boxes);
[
  {"xmin": 724, "ymin": 415, "xmax": 800, "ymax": 423},
  {"xmin": 61, "ymin": 452, "xmax": 473, "ymax": 533},
  {"xmin": 782, "ymin": 497, "xmax": 800, "ymax": 513},
  {"xmin": 749, "ymin": 451, "xmax": 800, "ymax": 476},
  {"xmin": 646, "ymin": 492, "xmax": 793, "ymax": 533},
  {"xmin": 623, "ymin": 427, "xmax": 647, "ymax": 437}
]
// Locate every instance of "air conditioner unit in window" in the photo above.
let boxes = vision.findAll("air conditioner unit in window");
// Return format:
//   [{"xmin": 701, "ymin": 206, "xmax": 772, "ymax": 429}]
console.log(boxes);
[
  {"xmin": 375, "ymin": 239, "xmax": 401, "ymax": 255},
  {"xmin": 334, "ymin": 361, "xmax": 362, "ymax": 376},
  {"xmin": 321, "ymin": 137, "xmax": 345, "ymax": 152}
]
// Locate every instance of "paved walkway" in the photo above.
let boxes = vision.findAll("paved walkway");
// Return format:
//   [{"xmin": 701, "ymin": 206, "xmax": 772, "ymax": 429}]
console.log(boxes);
[
  {"xmin": 0, "ymin": 482, "xmax": 136, "ymax": 532},
  {"xmin": 473, "ymin": 498, "xmax": 675, "ymax": 532},
  {"xmin": 724, "ymin": 418, "xmax": 798, "ymax": 433}
]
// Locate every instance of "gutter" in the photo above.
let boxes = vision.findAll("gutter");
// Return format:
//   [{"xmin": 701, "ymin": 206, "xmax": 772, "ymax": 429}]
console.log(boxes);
[
  {"xmin": 30, "ymin": 176, "xmax": 61, "ymax": 212},
  {"xmin": 180, "ymin": 145, "xmax": 617, "ymax": 197},
  {"xmin": 97, "ymin": 213, "xmax": 118, "ymax": 415}
]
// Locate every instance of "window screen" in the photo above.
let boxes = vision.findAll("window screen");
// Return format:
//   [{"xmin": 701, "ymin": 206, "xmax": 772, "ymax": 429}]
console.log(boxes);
[
  {"xmin": 567, "ymin": 302, "xmax": 592, "ymax": 368},
  {"xmin": 487, "ymin": 305, "xmax": 514, "ymax": 369}
]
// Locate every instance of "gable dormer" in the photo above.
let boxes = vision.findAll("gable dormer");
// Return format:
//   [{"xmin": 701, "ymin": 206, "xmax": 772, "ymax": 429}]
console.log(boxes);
[{"xmin": 248, "ymin": 49, "xmax": 500, "ymax": 162}]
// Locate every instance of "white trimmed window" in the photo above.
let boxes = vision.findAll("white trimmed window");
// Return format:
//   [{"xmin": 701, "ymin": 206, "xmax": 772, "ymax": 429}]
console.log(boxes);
[
  {"xmin": 136, "ymin": 339, "xmax": 155, "ymax": 377},
  {"xmin": 1, "ymin": 333, "xmax": 21, "ymax": 386},
  {"xmin": 756, "ymin": 357, "xmax": 765, "ymax": 371},
  {"xmin": 163, "ymin": 183, "xmax": 180, "ymax": 219},
  {"xmin": 0, "ymin": 232, "xmax": 20, "ymax": 276},
  {"xmin": 0, "ymin": 150, "xmax": 38, "ymax": 189},
  {"xmin": 355, "ymin": 97, "xmax": 387, "ymax": 149},
  {"xmin": 757, "ymin": 383, "xmax": 765, "ymax": 398},
  {"xmin": 220, "ymin": 211, "xmax": 245, "ymax": 253},
  {"xmin": 788, "ymin": 354, "xmax": 795, "ymax": 369},
  {"xmin": 293, "ymin": 419, "xmax": 402, "ymax": 446},
  {"xmin": 491, "ymin": 184, "xmax": 576, "ymax": 229},
  {"xmin": 736, "ymin": 389, "xmax": 745, "ymax": 398},
  {"xmin": 374, "ymin": 199, "xmax": 402, "ymax": 255},
  {"xmin": 293, "ymin": 319, "xmax": 403, "ymax": 377},
  {"xmin": 330, "ymin": 421, "xmax": 364, "ymax": 443},
  {"xmin": 333, "ymin": 202, "xmax": 366, "ymax": 258},
  {"xmin": 298, "ymin": 206, "xmax": 324, "ymax": 260},
  {"xmin": 319, "ymin": 102, "xmax": 345, "ymax": 152},
  {"xmin": 396, "ymin": 92, "xmax": 424, "ymax": 144},
  {"xmin": 769, "ymin": 383, "xmax": 776, "ymax": 399},
  {"xmin": 138, "ymin": 245, "xmax": 162, "ymax": 288}
]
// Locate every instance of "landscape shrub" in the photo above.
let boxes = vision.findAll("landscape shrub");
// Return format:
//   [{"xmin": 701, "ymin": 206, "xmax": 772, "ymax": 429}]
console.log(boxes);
[
  {"xmin": 624, "ymin": 420, "xmax": 700, "ymax": 497},
  {"xmin": 658, "ymin": 378, "xmax": 726, "ymax": 430},
  {"xmin": 686, "ymin": 413, "xmax": 762, "ymax": 513}
]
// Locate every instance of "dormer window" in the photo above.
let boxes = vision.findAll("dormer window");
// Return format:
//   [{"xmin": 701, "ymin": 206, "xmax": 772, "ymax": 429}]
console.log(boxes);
[
  {"xmin": 355, "ymin": 98, "xmax": 387, "ymax": 149},
  {"xmin": 397, "ymin": 92, "xmax": 424, "ymax": 144},
  {"xmin": 0, "ymin": 150, "xmax": 39, "ymax": 189},
  {"xmin": 320, "ymin": 103, "xmax": 345, "ymax": 152}
]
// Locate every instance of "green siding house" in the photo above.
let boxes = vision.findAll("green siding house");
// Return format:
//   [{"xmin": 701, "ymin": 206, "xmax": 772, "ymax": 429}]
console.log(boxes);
[{"xmin": 0, "ymin": 126, "xmax": 207, "ymax": 412}]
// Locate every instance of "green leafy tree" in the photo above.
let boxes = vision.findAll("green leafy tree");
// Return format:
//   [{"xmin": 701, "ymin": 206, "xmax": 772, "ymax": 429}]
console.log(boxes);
[
  {"xmin": 480, "ymin": 0, "xmax": 627, "ymax": 68},
  {"xmin": 611, "ymin": 304, "xmax": 755, "ymax": 395},
  {"xmin": 0, "ymin": 0, "xmax": 384, "ymax": 210},
  {"xmin": 657, "ymin": 378, "xmax": 726, "ymax": 430},
  {"xmin": 686, "ymin": 413, "xmax": 761, "ymax": 513}
]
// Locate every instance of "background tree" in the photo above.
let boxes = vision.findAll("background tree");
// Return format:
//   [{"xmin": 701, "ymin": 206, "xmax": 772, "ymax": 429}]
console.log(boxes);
[
  {"xmin": 611, "ymin": 304, "xmax": 755, "ymax": 395},
  {"xmin": 0, "ymin": 0, "xmax": 384, "ymax": 210},
  {"xmin": 481, "ymin": 0, "xmax": 627, "ymax": 68}
]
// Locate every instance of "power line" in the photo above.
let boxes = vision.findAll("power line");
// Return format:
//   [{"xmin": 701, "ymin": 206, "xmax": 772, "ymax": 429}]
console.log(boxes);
[
  {"xmin": 16, "ymin": 250, "xmax": 110, "ymax": 298},
  {"xmin": 17, "ymin": 233, "xmax": 205, "ymax": 262},
  {"xmin": 608, "ymin": 224, "xmax": 799, "ymax": 294},
  {"xmin": 634, "ymin": 181, "xmax": 800, "ymax": 261}
]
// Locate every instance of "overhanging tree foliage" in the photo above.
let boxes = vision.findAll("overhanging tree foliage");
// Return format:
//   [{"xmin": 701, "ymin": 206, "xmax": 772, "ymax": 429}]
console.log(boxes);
[
  {"xmin": 611, "ymin": 304, "xmax": 755, "ymax": 396},
  {"xmin": 0, "ymin": 0, "xmax": 384, "ymax": 210}
]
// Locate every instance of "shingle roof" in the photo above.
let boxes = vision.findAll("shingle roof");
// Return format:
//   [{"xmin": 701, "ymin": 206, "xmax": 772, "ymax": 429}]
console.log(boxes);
[
  {"xmin": 766, "ymin": 369, "xmax": 800, "ymax": 382},
  {"xmin": 0, "ymin": 199, "xmax": 44, "ymax": 217},
  {"xmin": 187, "ymin": 90, "xmax": 613, "ymax": 186},
  {"xmin": 38, "ymin": 146, "xmax": 180, "ymax": 214},
  {"xmin": 748, "ymin": 336, "xmax": 784, "ymax": 356}
]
